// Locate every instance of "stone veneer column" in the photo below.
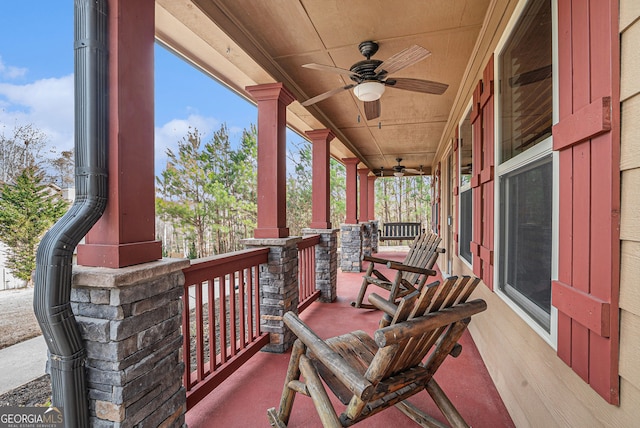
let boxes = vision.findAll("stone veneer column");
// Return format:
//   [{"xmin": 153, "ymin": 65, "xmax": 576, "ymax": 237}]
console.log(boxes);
[
  {"xmin": 70, "ymin": 258, "xmax": 189, "ymax": 427},
  {"xmin": 362, "ymin": 222, "xmax": 373, "ymax": 257},
  {"xmin": 243, "ymin": 237, "xmax": 300, "ymax": 353},
  {"xmin": 302, "ymin": 228, "xmax": 338, "ymax": 302},
  {"xmin": 340, "ymin": 223, "xmax": 364, "ymax": 272},
  {"xmin": 370, "ymin": 220, "xmax": 380, "ymax": 253}
]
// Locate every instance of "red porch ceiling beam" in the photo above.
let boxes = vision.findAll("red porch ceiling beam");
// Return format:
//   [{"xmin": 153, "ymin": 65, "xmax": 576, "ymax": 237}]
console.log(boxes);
[
  {"xmin": 246, "ymin": 83, "xmax": 296, "ymax": 239},
  {"xmin": 77, "ymin": 0, "xmax": 161, "ymax": 268},
  {"xmin": 306, "ymin": 129, "xmax": 335, "ymax": 229}
]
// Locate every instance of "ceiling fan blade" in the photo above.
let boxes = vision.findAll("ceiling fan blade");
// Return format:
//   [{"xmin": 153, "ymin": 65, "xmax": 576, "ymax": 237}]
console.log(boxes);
[
  {"xmin": 301, "ymin": 84, "xmax": 355, "ymax": 106},
  {"xmin": 404, "ymin": 168, "xmax": 423, "ymax": 175},
  {"xmin": 374, "ymin": 45, "xmax": 431, "ymax": 75},
  {"xmin": 363, "ymin": 99, "xmax": 381, "ymax": 120},
  {"xmin": 387, "ymin": 78, "xmax": 448, "ymax": 95},
  {"xmin": 302, "ymin": 63, "xmax": 357, "ymax": 77}
]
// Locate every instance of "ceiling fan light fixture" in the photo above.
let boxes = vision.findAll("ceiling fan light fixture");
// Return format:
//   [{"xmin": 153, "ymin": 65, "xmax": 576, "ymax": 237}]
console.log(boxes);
[
  {"xmin": 353, "ymin": 81, "xmax": 385, "ymax": 102},
  {"xmin": 394, "ymin": 171, "xmax": 404, "ymax": 177}
]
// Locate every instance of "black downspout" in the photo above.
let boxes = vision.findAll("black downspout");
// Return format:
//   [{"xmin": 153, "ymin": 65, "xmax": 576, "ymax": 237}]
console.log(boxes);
[{"xmin": 33, "ymin": 1, "xmax": 108, "ymax": 426}]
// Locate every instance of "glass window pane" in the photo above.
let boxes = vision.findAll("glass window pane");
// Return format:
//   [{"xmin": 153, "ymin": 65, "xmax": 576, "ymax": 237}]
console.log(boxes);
[
  {"xmin": 499, "ymin": 0, "xmax": 552, "ymax": 163},
  {"xmin": 499, "ymin": 156, "xmax": 552, "ymax": 331},
  {"xmin": 459, "ymin": 189, "xmax": 473, "ymax": 264}
]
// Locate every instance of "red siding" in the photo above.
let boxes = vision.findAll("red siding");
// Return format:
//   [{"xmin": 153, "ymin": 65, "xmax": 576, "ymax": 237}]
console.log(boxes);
[
  {"xmin": 470, "ymin": 58, "xmax": 495, "ymax": 290},
  {"xmin": 552, "ymin": 0, "xmax": 620, "ymax": 405}
]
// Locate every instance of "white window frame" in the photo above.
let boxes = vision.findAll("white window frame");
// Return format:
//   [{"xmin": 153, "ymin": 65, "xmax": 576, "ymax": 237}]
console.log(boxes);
[
  {"xmin": 458, "ymin": 100, "xmax": 474, "ymax": 270},
  {"xmin": 493, "ymin": 0, "xmax": 559, "ymax": 349}
]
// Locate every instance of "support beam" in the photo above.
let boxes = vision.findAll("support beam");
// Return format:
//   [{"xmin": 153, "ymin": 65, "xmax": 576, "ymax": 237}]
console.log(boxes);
[
  {"xmin": 77, "ymin": 0, "xmax": 161, "ymax": 268},
  {"xmin": 367, "ymin": 175, "xmax": 377, "ymax": 221},
  {"xmin": 306, "ymin": 129, "xmax": 335, "ymax": 229},
  {"xmin": 246, "ymin": 83, "xmax": 296, "ymax": 238},
  {"xmin": 343, "ymin": 158, "xmax": 360, "ymax": 224},
  {"xmin": 358, "ymin": 168, "xmax": 370, "ymax": 222}
]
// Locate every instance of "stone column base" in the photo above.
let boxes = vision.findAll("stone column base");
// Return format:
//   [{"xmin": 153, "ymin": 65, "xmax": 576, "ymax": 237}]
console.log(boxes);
[
  {"xmin": 340, "ymin": 224, "xmax": 364, "ymax": 272},
  {"xmin": 71, "ymin": 258, "xmax": 189, "ymax": 427},
  {"xmin": 243, "ymin": 237, "xmax": 300, "ymax": 353},
  {"xmin": 302, "ymin": 228, "xmax": 338, "ymax": 302}
]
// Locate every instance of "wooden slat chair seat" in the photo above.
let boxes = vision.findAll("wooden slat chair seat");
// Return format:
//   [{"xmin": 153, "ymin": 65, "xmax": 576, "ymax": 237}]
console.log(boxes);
[
  {"xmin": 268, "ymin": 276, "xmax": 485, "ymax": 428},
  {"xmin": 351, "ymin": 232, "xmax": 445, "ymax": 309}
]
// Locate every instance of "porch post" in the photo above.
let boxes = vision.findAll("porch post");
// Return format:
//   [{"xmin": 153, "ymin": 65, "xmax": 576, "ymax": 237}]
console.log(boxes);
[
  {"xmin": 77, "ymin": 0, "xmax": 162, "ymax": 268},
  {"xmin": 341, "ymin": 158, "xmax": 363, "ymax": 272},
  {"xmin": 246, "ymin": 83, "xmax": 295, "ymax": 239},
  {"xmin": 358, "ymin": 168, "xmax": 369, "ymax": 222},
  {"xmin": 358, "ymin": 168, "xmax": 372, "ymax": 257},
  {"xmin": 343, "ymin": 158, "xmax": 359, "ymax": 224},
  {"xmin": 367, "ymin": 175, "xmax": 377, "ymax": 221},
  {"xmin": 306, "ymin": 129, "xmax": 335, "ymax": 229},
  {"xmin": 368, "ymin": 175, "xmax": 379, "ymax": 252}
]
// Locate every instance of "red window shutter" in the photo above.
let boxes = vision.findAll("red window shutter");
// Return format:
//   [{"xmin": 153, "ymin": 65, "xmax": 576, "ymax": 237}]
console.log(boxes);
[
  {"xmin": 552, "ymin": 0, "xmax": 620, "ymax": 405},
  {"xmin": 470, "ymin": 58, "xmax": 495, "ymax": 289}
]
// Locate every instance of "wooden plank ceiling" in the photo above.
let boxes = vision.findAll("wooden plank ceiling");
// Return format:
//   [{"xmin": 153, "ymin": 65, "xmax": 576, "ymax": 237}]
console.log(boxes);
[{"xmin": 155, "ymin": 0, "xmax": 491, "ymax": 175}]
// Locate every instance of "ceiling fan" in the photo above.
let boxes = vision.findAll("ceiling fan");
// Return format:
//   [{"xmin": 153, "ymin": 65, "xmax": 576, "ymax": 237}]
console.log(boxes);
[
  {"xmin": 300, "ymin": 41, "xmax": 449, "ymax": 120},
  {"xmin": 392, "ymin": 158, "xmax": 424, "ymax": 177}
]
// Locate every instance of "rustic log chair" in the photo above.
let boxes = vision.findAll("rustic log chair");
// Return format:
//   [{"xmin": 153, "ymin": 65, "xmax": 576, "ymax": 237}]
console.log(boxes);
[
  {"xmin": 351, "ymin": 232, "xmax": 445, "ymax": 309},
  {"xmin": 267, "ymin": 276, "xmax": 485, "ymax": 428}
]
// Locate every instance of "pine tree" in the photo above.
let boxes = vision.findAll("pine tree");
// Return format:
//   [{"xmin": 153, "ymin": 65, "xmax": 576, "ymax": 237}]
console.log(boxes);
[{"xmin": 0, "ymin": 167, "xmax": 69, "ymax": 282}]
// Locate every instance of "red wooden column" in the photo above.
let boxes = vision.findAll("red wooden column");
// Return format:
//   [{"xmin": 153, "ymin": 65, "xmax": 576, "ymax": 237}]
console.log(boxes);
[
  {"xmin": 358, "ymin": 168, "xmax": 370, "ymax": 222},
  {"xmin": 77, "ymin": 0, "xmax": 161, "ymax": 268},
  {"xmin": 343, "ymin": 158, "xmax": 359, "ymax": 224},
  {"xmin": 246, "ymin": 83, "xmax": 296, "ymax": 238},
  {"xmin": 367, "ymin": 175, "xmax": 377, "ymax": 220},
  {"xmin": 306, "ymin": 129, "xmax": 335, "ymax": 229}
]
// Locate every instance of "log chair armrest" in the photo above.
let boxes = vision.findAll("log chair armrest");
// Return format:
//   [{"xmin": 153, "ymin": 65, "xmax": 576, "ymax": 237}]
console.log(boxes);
[
  {"xmin": 436, "ymin": 247, "xmax": 446, "ymax": 253},
  {"xmin": 283, "ymin": 312, "xmax": 374, "ymax": 400},
  {"xmin": 367, "ymin": 293, "xmax": 399, "ymax": 317},
  {"xmin": 362, "ymin": 255, "xmax": 393, "ymax": 265},
  {"xmin": 386, "ymin": 261, "xmax": 437, "ymax": 276},
  {"xmin": 374, "ymin": 300, "xmax": 487, "ymax": 347}
]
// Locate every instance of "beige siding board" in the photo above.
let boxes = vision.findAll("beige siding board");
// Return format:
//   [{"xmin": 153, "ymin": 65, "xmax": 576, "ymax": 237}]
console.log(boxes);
[
  {"xmin": 621, "ymin": 94, "xmax": 640, "ymax": 170},
  {"xmin": 468, "ymin": 287, "xmax": 640, "ymax": 427},
  {"xmin": 620, "ymin": 311, "xmax": 640, "ymax": 388},
  {"xmin": 620, "ymin": 168, "xmax": 640, "ymax": 241},
  {"xmin": 620, "ymin": 0, "xmax": 640, "ymax": 32},
  {"xmin": 620, "ymin": 240, "xmax": 640, "ymax": 315},
  {"xmin": 621, "ymin": 20, "xmax": 640, "ymax": 101}
]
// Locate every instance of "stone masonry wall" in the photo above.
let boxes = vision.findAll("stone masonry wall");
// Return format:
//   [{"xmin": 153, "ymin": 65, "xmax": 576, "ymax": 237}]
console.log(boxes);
[
  {"xmin": 302, "ymin": 228, "xmax": 338, "ymax": 302},
  {"xmin": 71, "ymin": 259, "xmax": 189, "ymax": 428},
  {"xmin": 243, "ymin": 237, "xmax": 300, "ymax": 353},
  {"xmin": 340, "ymin": 223, "xmax": 364, "ymax": 272}
]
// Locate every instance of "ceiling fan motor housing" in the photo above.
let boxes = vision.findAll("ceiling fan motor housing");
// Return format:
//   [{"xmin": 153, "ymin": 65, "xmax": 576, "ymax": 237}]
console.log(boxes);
[{"xmin": 349, "ymin": 60, "xmax": 386, "ymax": 83}]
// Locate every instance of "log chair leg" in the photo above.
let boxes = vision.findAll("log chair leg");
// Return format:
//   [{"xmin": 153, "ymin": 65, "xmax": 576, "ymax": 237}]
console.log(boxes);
[
  {"xmin": 299, "ymin": 354, "xmax": 342, "ymax": 428},
  {"xmin": 269, "ymin": 339, "xmax": 306, "ymax": 426},
  {"xmin": 351, "ymin": 263, "xmax": 375, "ymax": 308},
  {"xmin": 394, "ymin": 400, "xmax": 449, "ymax": 428},
  {"xmin": 425, "ymin": 379, "xmax": 470, "ymax": 428}
]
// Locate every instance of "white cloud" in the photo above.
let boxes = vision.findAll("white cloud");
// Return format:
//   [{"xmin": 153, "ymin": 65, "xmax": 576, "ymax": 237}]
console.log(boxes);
[
  {"xmin": 0, "ymin": 57, "xmax": 27, "ymax": 80},
  {"xmin": 0, "ymin": 74, "xmax": 74, "ymax": 155},
  {"xmin": 154, "ymin": 114, "xmax": 220, "ymax": 173}
]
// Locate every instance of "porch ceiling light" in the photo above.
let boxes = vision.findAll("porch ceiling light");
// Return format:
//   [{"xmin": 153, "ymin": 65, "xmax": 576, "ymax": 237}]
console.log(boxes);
[
  {"xmin": 353, "ymin": 81, "xmax": 385, "ymax": 102},
  {"xmin": 394, "ymin": 171, "xmax": 404, "ymax": 177}
]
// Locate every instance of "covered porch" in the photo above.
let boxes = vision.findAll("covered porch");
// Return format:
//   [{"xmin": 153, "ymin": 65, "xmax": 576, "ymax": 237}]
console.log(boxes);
[{"xmin": 185, "ymin": 250, "xmax": 513, "ymax": 428}]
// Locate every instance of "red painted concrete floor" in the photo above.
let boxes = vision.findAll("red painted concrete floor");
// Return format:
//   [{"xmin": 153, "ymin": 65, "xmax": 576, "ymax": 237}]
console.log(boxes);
[{"xmin": 186, "ymin": 251, "xmax": 514, "ymax": 428}]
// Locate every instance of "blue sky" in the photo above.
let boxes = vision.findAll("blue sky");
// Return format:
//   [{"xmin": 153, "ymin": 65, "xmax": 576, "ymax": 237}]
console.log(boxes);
[{"xmin": 0, "ymin": 2, "xmax": 283, "ymax": 175}]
